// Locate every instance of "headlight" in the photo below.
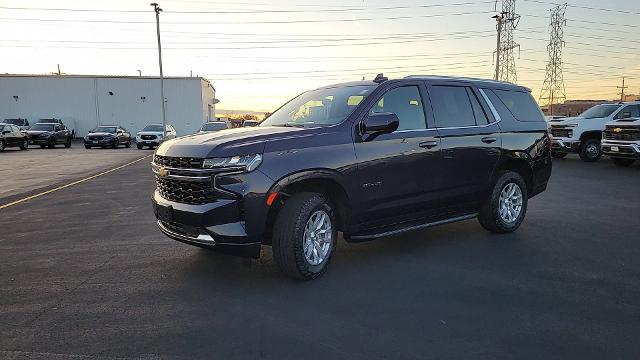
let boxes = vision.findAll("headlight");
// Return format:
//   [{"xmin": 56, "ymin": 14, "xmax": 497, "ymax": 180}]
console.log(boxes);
[{"xmin": 203, "ymin": 154, "xmax": 262, "ymax": 172}]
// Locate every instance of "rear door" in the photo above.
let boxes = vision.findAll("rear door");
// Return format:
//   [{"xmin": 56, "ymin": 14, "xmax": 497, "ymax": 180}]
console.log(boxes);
[
  {"xmin": 426, "ymin": 82, "xmax": 501, "ymax": 212},
  {"xmin": 353, "ymin": 81, "xmax": 443, "ymax": 228}
]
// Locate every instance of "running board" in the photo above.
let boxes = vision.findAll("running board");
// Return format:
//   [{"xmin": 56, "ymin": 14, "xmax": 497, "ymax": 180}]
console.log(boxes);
[{"xmin": 348, "ymin": 213, "xmax": 478, "ymax": 241}]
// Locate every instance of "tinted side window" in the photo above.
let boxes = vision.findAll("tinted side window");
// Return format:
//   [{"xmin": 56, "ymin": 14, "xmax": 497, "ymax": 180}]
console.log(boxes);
[
  {"xmin": 467, "ymin": 88, "xmax": 489, "ymax": 125},
  {"xmin": 614, "ymin": 105, "xmax": 640, "ymax": 119},
  {"xmin": 430, "ymin": 86, "xmax": 475, "ymax": 128},
  {"xmin": 370, "ymin": 86, "xmax": 426, "ymax": 131},
  {"xmin": 491, "ymin": 89, "xmax": 544, "ymax": 122}
]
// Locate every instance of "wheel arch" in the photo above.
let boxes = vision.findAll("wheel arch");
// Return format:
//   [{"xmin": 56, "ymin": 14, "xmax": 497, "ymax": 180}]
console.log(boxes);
[
  {"xmin": 495, "ymin": 155, "xmax": 534, "ymax": 196},
  {"xmin": 264, "ymin": 170, "xmax": 351, "ymax": 241},
  {"xmin": 579, "ymin": 130, "xmax": 602, "ymax": 142}
]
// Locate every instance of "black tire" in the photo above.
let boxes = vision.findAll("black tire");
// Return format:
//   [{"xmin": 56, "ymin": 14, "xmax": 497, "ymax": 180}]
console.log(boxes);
[
  {"xmin": 20, "ymin": 138, "xmax": 28, "ymax": 150},
  {"xmin": 112, "ymin": 139, "xmax": 118, "ymax": 149},
  {"xmin": 137, "ymin": 144, "xmax": 143, "ymax": 150},
  {"xmin": 0, "ymin": 140, "xmax": 5, "ymax": 151},
  {"xmin": 47, "ymin": 138, "xmax": 55, "ymax": 149},
  {"xmin": 272, "ymin": 192, "xmax": 337, "ymax": 280},
  {"xmin": 551, "ymin": 151, "xmax": 567, "ymax": 159},
  {"xmin": 478, "ymin": 171, "xmax": 529, "ymax": 234},
  {"xmin": 64, "ymin": 137, "xmax": 71, "ymax": 148},
  {"xmin": 125, "ymin": 139, "xmax": 131, "ymax": 148},
  {"xmin": 579, "ymin": 138, "xmax": 602, "ymax": 162},
  {"xmin": 40, "ymin": 144, "xmax": 46, "ymax": 149},
  {"xmin": 611, "ymin": 158, "xmax": 635, "ymax": 167},
  {"xmin": 84, "ymin": 145, "xmax": 91, "ymax": 149}
]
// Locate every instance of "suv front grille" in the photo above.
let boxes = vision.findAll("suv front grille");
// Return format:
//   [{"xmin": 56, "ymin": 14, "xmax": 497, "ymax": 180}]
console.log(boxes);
[
  {"xmin": 154, "ymin": 155, "xmax": 204, "ymax": 169},
  {"xmin": 603, "ymin": 127, "xmax": 640, "ymax": 141},
  {"xmin": 550, "ymin": 127, "xmax": 572, "ymax": 138},
  {"xmin": 155, "ymin": 175, "xmax": 216, "ymax": 204},
  {"xmin": 87, "ymin": 135, "xmax": 104, "ymax": 140},
  {"xmin": 141, "ymin": 134, "xmax": 157, "ymax": 140}
]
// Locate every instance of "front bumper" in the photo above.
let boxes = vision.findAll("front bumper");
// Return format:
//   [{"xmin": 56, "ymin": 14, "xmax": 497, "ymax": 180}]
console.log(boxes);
[
  {"xmin": 601, "ymin": 141, "xmax": 640, "ymax": 159},
  {"xmin": 151, "ymin": 168, "xmax": 274, "ymax": 257},
  {"xmin": 29, "ymin": 138, "xmax": 48, "ymax": 145},
  {"xmin": 84, "ymin": 138, "xmax": 115, "ymax": 146},
  {"xmin": 137, "ymin": 140, "xmax": 160, "ymax": 146},
  {"xmin": 551, "ymin": 138, "xmax": 580, "ymax": 153}
]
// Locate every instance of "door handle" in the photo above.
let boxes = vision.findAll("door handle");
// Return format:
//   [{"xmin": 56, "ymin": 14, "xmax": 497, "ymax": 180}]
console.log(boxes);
[
  {"xmin": 481, "ymin": 137, "xmax": 497, "ymax": 144},
  {"xmin": 419, "ymin": 140, "xmax": 438, "ymax": 149}
]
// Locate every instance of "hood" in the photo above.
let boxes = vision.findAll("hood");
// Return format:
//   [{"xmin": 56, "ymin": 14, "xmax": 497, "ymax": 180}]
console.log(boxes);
[
  {"xmin": 87, "ymin": 132, "xmax": 115, "ymax": 137},
  {"xmin": 156, "ymin": 125, "xmax": 310, "ymax": 158},
  {"xmin": 549, "ymin": 116, "xmax": 581, "ymax": 125},
  {"xmin": 605, "ymin": 118, "xmax": 640, "ymax": 127},
  {"xmin": 137, "ymin": 131, "xmax": 163, "ymax": 136}
]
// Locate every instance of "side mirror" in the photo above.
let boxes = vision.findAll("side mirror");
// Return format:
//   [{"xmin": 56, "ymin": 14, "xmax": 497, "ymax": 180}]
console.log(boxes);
[{"xmin": 362, "ymin": 112, "xmax": 399, "ymax": 140}]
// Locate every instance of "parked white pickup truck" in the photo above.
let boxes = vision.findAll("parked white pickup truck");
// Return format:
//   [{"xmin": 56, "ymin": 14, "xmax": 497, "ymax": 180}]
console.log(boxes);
[{"xmin": 548, "ymin": 101, "xmax": 640, "ymax": 162}]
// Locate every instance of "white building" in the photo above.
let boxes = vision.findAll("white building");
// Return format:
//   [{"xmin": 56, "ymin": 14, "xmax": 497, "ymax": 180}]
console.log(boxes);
[{"xmin": 0, "ymin": 74, "xmax": 216, "ymax": 137}]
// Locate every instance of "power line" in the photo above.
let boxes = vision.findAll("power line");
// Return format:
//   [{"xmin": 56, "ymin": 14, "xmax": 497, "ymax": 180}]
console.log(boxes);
[{"xmin": 0, "ymin": 10, "xmax": 493, "ymax": 25}]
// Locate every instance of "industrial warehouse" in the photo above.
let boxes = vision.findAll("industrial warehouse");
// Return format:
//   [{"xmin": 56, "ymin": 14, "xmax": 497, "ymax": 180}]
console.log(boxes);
[{"xmin": 0, "ymin": 74, "xmax": 216, "ymax": 137}]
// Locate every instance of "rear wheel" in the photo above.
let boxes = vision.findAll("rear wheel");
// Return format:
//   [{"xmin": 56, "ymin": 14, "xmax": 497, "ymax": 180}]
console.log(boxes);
[
  {"xmin": 551, "ymin": 151, "xmax": 567, "ymax": 159},
  {"xmin": 125, "ymin": 139, "xmax": 131, "ymax": 148},
  {"xmin": 478, "ymin": 171, "xmax": 528, "ymax": 233},
  {"xmin": 20, "ymin": 138, "xmax": 28, "ymax": 150},
  {"xmin": 579, "ymin": 139, "xmax": 602, "ymax": 162},
  {"xmin": 611, "ymin": 158, "xmax": 635, "ymax": 167},
  {"xmin": 47, "ymin": 138, "xmax": 55, "ymax": 149},
  {"xmin": 137, "ymin": 143, "xmax": 143, "ymax": 150},
  {"xmin": 272, "ymin": 192, "xmax": 337, "ymax": 280}
]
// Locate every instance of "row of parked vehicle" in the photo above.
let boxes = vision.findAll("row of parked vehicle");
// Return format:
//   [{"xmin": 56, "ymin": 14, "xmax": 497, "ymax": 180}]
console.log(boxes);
[
  {"xmin": 0, "ymin": 118, "xmax": 239, "ymax": 152},
  {"xmin": 548, "ymin": 101, "xmax": 640, "ymax": 166}
]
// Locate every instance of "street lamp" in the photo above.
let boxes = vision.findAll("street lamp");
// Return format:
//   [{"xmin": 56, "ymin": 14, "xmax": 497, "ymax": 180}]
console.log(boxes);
[{"xmin": 150, "ymin": 2, "xmax": 167, "ymax": 139}]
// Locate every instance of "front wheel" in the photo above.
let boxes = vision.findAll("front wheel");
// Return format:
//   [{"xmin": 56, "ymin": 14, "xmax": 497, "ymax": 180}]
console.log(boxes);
[
  {"xmin": 64, "ymin": 137, "xmax": 71, "ymax": 148},
  {"xmin": 125, "ymin": 139, "xmax": 131, "ymax": 148},
  {"xmin": 112, "ymin": 139, "xmax": 119, "ymax": 149},
  {"xmin": 579, "ymin": 139, "xmax": 602, "ymax": 162},
  {"xmin": 551, "ymin": 151, "xmax": 567, "ymax": 159},
  {"xmin": 272, "ymin": 192, "xmax": 337, "ymax": 280},
  {"xmin": 611, "ymin": 158, "xmax": 635, "ymax": 167},
  {"xmin": 20, "ymin": 138, "xmax": 28, "ymax": 150},
  {"xmin": 478, "ymin": 171, "xmax": 528, "ymax": 234}
]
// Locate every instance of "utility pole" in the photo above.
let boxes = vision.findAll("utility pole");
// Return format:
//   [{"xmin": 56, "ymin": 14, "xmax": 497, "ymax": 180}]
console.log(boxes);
[
  {"xmin": 57, "ymin": 64, "xmax": 61, "ymax": 75},
  {"xmin": 539, "ymin": 3, "xmax": 567, "ymax": 115},
  {"xmin": 492, "ymin": 0, "xmax": 520, "ymax": 83},
  {"xmin": 151, "ymin": 2, "xmax": 167, "ymax": 139},
  {"xmin": 617, "ymin": 76, "xmax": 628, "ymax": 102},
  {"xmin": 492, "ymin": 12, "xmax": 505, "ymax": 81}
]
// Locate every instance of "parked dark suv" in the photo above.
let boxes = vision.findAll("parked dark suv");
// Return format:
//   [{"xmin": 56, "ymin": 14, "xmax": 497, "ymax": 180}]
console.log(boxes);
[{"xmin": 151, "ymin": 75, "xmax": 552, "ymax": 280}]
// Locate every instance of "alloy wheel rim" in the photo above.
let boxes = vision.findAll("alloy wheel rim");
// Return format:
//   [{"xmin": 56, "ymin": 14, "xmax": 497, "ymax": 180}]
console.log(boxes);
[
  {"xmin": 303, "ymin": 210, "xmax": 333, "ymax": 266},
  {"xmin": 587, "ymin": 143, "xmax": 599, "ymax": 157},
  {"xmin": 498, "ymin": 182, "xmax": 523, "ymax": 224}
]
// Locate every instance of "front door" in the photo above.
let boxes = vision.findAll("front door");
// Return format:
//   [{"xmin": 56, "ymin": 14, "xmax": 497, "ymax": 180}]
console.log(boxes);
[
  {"xmin": 353, "ymin": 82, "xmax": 443, "ymax": 230},
  {"xmin": 426, "ymin": 83, "xmax": 501, "ymax": 212}
]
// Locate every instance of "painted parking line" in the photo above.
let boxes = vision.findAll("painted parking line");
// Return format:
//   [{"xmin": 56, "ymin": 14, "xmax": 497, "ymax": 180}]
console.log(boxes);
[{"xmin": 0, "ymin": 155, "xmax": 152, "ymax": 210}]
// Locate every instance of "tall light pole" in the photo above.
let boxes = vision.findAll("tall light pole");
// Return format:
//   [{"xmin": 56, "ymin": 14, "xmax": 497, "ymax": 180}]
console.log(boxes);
[
  {"xmin": 151, "ymin": 2, "xmax": 167, "ymax": 139},
  {"xmin": 492, "ymin": 13, "xmax": 504, "ymax": 81}
]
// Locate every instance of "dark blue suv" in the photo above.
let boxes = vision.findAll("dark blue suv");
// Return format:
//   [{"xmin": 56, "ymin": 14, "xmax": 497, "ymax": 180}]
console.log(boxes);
[{"xmin": 151, "ymin": 75, "xmax": 552, "ymax": 280}]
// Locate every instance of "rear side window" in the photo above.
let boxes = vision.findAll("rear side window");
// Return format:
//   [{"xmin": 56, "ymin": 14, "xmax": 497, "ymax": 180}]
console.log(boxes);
[
  {"xmin": 430, "ymin": 86, "xmax": 476, "ymax": 128},
  {"xmin": 490, "ymin": 89, "xmax": 544, "ymax": 122}
]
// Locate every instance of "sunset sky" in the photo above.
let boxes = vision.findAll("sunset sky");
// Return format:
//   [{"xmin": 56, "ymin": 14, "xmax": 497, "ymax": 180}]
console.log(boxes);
[{"xmin": 0, "ymin": 0, "xmax": 638, "ymax": 112}]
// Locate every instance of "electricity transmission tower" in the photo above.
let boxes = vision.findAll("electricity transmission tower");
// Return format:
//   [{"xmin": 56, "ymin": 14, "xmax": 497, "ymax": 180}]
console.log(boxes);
[
  {"xmin": 539, "ymin": 3, "xmax": 568, "ymax": 115},
  {"xmin": 493, "ymin": 0, "xmax": 520, "ymax": 82}
]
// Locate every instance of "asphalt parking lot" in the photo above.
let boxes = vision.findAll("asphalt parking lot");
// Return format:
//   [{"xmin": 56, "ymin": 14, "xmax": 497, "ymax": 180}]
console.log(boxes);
[{"xmin": 1, "ymin": 152, "xmax": 639, "ymax": 359}]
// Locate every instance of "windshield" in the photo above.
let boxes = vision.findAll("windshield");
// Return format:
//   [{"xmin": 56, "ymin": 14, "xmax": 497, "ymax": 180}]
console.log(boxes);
[
  {"xmin": 201, "ymin": 122, "xmax": 228, "ymax": 131},
  {"xmin": 37, "ymin": 119, "xmax": 58, "ymax": 123},
  {"xmin": 5, "ymin": 119, "xmax": 25, "ymax": 126},
  {"xmin": 260, "ymin": 85, "xmax": 374, "ymax": 127},
  {"xmin": 91, "ymin": 127, "xmax": 117, "ymax": 133},
  {"xmin": 143, "ymin": 125, "xmax": 164, "ymax": 132},
  {"xmin": 30, "ymin": 124, "xmax": 55, "ymax": 131},
  {"xmin": 579, "ymin": 104, "xmax": 620, "ymax": 119}
]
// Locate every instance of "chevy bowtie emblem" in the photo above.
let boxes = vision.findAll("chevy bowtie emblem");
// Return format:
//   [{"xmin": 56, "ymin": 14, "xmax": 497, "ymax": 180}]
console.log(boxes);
[
  {"xmin": 613, "ymin": 128, "xmax": 622, "ymax": 133},
  {"xmin": 158, "ymin": 167, "xmax": 169, "ymax": 177}
]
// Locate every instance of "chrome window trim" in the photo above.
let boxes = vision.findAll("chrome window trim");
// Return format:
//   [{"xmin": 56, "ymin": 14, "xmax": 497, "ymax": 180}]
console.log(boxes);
[{"xmin": 478, "ymin": 88, "xmax": 502, "ymax": 123}]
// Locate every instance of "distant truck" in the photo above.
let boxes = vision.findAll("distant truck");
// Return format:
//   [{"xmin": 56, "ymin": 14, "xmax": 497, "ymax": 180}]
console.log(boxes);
[{"xmin": 549, "ymin": 101, "xmax": 640, "ymax": 162}]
